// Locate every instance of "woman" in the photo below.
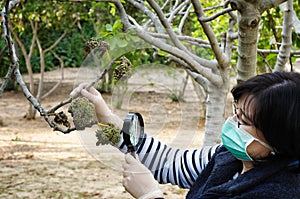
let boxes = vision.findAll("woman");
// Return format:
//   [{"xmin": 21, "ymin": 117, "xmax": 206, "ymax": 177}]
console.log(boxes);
[{"xmin": 71, "ymin": 71, "xmax": 300, "ymax": 199}]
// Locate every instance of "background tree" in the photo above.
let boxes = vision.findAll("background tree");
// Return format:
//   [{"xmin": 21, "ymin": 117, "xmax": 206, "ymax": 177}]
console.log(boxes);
[
  {"xmin": 1, "ymin": 0, "xmax": 96, "ymax": 119},
  {"xmin": 1, "ymin": 0, "xmax": 300, "ymax": 146},
  {"xmin": 64, "ymin": 0, "xmax": 300, "ymax": 146}
]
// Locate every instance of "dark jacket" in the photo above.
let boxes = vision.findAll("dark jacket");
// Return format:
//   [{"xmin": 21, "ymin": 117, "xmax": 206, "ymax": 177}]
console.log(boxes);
[{"xmin": 186, "ymin": 146, "xmax": 300, "ymax": 199}]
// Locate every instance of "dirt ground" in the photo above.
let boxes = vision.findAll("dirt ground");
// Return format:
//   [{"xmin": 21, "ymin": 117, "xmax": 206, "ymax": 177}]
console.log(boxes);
[{"xmin": 0, "ymin": 67, "xmax": 208, "ymax": 199}]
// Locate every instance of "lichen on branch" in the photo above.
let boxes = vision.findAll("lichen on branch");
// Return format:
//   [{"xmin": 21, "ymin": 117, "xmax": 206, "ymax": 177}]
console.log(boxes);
[
  {"xmin": 95, "ymin": 123, "xmax": 120, "ymax": 146},
  {"xmin": 68, "ymin": 97, "xmax": 98, "ymax": 130}
]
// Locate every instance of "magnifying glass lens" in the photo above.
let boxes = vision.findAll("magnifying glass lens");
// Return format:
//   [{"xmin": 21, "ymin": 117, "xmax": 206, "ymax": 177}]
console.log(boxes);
[
  {"xmin": 122, "ymin": 112, "xmax": 144, "ymax": 154},
  {"xmin": 129, "ymin": 115, "xmax": 140, "ymax": 146}
]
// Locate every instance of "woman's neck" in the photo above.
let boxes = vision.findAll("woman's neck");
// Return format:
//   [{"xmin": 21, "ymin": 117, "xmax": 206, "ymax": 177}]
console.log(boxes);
[{"xmin": 241, "ymin": 161, "xmax": 254, "ymax": 173}]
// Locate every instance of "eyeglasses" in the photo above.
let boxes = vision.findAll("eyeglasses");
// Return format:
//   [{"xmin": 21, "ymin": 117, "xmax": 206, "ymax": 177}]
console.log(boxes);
[{"xmin": 232, "ymin": 101, "xmax": 253, "ymax": 128}]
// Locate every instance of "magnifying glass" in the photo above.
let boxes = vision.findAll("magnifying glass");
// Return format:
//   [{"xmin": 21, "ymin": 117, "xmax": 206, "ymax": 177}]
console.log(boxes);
[{"xmin": 122, "ymin": 112, "xmax": 144, "ymax": 158}]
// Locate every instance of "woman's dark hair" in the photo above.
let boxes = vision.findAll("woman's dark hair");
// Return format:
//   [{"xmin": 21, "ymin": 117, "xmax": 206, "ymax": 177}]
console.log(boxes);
[{"xmin": 231, "ymin": 71, "xmax": 300, "ymax": 159}]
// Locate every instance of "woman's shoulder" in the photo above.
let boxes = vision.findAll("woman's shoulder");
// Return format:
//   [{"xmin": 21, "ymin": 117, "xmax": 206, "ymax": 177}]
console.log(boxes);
[
  {"xmin": 256, "ymin": 176, "xmax": 300, "ymax": 198},
  {"xmin": 253, "ymin": 163, "xmax": 300, "ymax": 197}
]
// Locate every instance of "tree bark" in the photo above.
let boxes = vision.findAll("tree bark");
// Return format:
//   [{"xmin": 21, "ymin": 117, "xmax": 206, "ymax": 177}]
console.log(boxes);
[
  {"xmin": 203, "ymin": 75, "xmax": 230, "ymax": 146},
  {"xmin": 231, "ymin": 0, "xmax": 261, "ymax": 82},
  {"xmin": 232, "ymin": 0, "xmax": 287, "ymax": 82},
  {"xmin": 274, "ymin": 0, "xmax": 293, "ymax": 71}
]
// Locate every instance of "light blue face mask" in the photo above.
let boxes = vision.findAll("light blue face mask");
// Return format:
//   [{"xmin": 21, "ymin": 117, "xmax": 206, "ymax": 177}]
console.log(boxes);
[{"xmin": 221, "ymin": 117, "xmax": 273, "ymax": 161}]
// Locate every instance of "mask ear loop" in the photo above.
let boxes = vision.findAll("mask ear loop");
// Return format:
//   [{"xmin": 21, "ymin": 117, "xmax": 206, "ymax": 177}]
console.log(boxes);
[
  {"xmin": 251, "ymin": 139, "xmax": 278, "ymax": 163},
  {"xmin": 255, "ymin": 138, "xmax": 274, "ymax": 152}
]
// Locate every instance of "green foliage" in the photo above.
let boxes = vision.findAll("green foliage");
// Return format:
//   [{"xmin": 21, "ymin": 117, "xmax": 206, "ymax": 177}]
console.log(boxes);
[
  {"xmin": 56, "ymin": 22, "xmax": 95, "ymax": 68},
  {"xmin": 91, "ymin": 1, "xmax": 167, "ymax": 71},
  {"xmin": 189, "ymin": 1, "xmax": 231, "ymax": 60},
  {"xmin": 0, "ymin": 42, "xmax": 10, "ymax": 77},
  {"xmin": 11, "ymin": 136, "xmax": 21, "ymax": 142},
  {"xmin": 292, "ymin": 32, "xmax": 300, "ymax": 48},
  {"xmin": 168, "ymin": 92, "xmax": 180, "ymax": 102},
  {"xmin": 0, "ymin": 1, "xmax": 96, "ymax": 77},
  {"xmin": 257, "ymin": 1, "xmax": 300, "ymax": 72},
  {"xmin": 1, "ymin": 1, "xmax": 299, "ymax": 79}
]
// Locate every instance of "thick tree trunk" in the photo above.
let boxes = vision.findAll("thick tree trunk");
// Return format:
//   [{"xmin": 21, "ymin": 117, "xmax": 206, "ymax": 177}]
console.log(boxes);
[
  {"xmin": 232, "ymin": 0, "xmax": 260, "ymax": 82},
  {"xmin": 232, "ymin": 0, "xmax": 287, "ymax": 82},
  {"xmin": 203, "ymin": 74, "xmax": 230, "ymax": 146}
]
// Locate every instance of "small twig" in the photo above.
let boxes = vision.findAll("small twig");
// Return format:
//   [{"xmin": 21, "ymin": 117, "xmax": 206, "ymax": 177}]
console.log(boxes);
[
  {"xmin": 0, "ymin": 65, "xmax": 14, "ymax": 96},
  {"xmin": 202, "ymin": 1, "xmax": 229, "ymax": 12},
  {"xmin": 0, "ymin": 44, "xmax": 8, "ymax": 59},
  {"xmin": 14, "ymin": 69, "xmax": 47, "ymax": 114},
  {"xmin": 40, "ymin": 51, "xmax": 64, "ymax": 100},
  {"xmin": 200, "ymin": 7, "xmax": 234, "ymax": 22},
  {"xmin": 258, "ymin": 52, "xmax": 272, "ymax": 71},
  {"xmin": 5, "ymin": 181, "xmax": 24, "ymax": 189},
  {"xmin": 39, "ymin": 57, "xmax": 115, "ymax": 134}
]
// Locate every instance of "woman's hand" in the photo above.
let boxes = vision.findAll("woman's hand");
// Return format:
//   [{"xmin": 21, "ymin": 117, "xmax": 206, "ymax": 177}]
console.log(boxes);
[
  {"xmin": 70, "ymin": 83, "xmax": 123, "ymax": 130},
  {"xmin": 123, "ymin": 153, "xmax": 163, "ymax": 199}
]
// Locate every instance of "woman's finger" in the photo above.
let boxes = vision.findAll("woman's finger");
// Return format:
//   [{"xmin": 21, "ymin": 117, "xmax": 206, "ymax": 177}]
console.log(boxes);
[
  {"xmin": 87, "ymin": 86, "xmax": 100, "ymax": 96},
  {"xmin": 70, "ymin": 83, "xmax": 89, "ymax": 97}
]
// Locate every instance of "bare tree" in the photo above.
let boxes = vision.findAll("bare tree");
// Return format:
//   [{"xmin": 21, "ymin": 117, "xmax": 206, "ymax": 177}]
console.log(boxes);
[{"xmin": 9, "ymin": 1, "xmax": 79, "ymax": 119}]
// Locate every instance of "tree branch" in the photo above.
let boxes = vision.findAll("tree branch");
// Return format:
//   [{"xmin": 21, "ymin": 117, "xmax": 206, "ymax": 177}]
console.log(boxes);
[
  {"xmin": 0, "ymin": 0, "xmax": 20, "ymax": 96},
  {"xmin": 223, "ymin": 18, "xmax": 236, "ymax": 59},
  {"xmin": 167, "ymin": 0, "xmax": 189, "ymax": 23},
  {"xmin": 178, "ymin": 4, "xmax": 192, "ymax": 35},
  {"xmin": 40, "ymin": 51, "xmax": 65, "ymax": 100},
  {"xmin": 1, "ymin": 0, "xmax": 116, "ymax": 134},
  {"xmin": 46, "ymin": 58, "xmax": 116, "ymax": 115},
  {"xmin": 200, "ymin": 7, "xmax": 234, "ymax": 22},
  {"xmin": 266, "ymin": 10, "xmax": 280, "ymax": 49},
  {"xmin": 146, "ymin": 0, "xmax": 189, "ymax": 52},
  {"xmin": 134, "ymin": 25, "xmax": 223, "ymax": 86},
  {"xmin": 260, "ymin": 0, "xmax": 287, "ymax": 12},
  {"xmin": 44, "ymin": 17, "xmax": 78, "ymax": 54},
  {"xmin": 274, "ymin": 0, "xmax": 293, "ymax": 71},
  {"xmin": 127, "ymin": 0, "xmax": 164, "ymax": 33},
  {"xmin": 146, "ymin": 0, "xmax": 223, "ymax": 74},
  {"xmin": 112, "ymin": 0, "xmax": 133, "ymax": 31},
  {"xmin": 291, "ymin": 8, "xmax": 300, "ymax": 35},
  {"xmin": 150, "ymin": 32, "xmax": 210, "ymax": 45},
  {"xmin": 257, "ymin": 49, "xmax": 300, "ymax": 55},
  {"xmin": 108, "ymin": 1, "xmax": 221, "ymax": 86},
  {"xmin": 0, "ymin": 44, "xmax": 8, "ymax": 60},
  {"xmin": 11, "ymin": 19, "xmax": 37, "ymax": 93},
  {"xmin": 0, "ymin": 66, "xmax": 14, "ymax": 96},
  {"xmin": 35, "ymin": 35, "xmax": 45, "ymax": 100},
  {"xmin": 2, "ymin": 0, "xmax": 19, "ymax": 67},
  {"xmin": 186, "ymin": 69, "xmax": 209, "ymax": 92},
  {"xmin": 191, "ymin": 0, "xmax": 229, "ymax": 69},
  {"xmin": 149, "ymin": 32, "xmax": 300, "ymax": 57},
  {"xmin": 28, "ymin": 20, "xmax": 38, "ymax": 60}
]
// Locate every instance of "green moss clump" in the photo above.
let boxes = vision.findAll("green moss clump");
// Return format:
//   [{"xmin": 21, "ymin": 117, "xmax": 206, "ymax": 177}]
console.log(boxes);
[
  {"xmin": 68, "ymin": 97, "xmax": 98, "ymax": 130},
  {"xmin": 95, "ymin": 123, "xmax": 120, "ymax": 145}
]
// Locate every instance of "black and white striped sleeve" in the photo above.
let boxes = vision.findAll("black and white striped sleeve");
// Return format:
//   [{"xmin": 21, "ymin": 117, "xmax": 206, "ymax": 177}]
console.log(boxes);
[{"xmin": 115, "ymin": 132, "xmax": 221, "ymax": 189}]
